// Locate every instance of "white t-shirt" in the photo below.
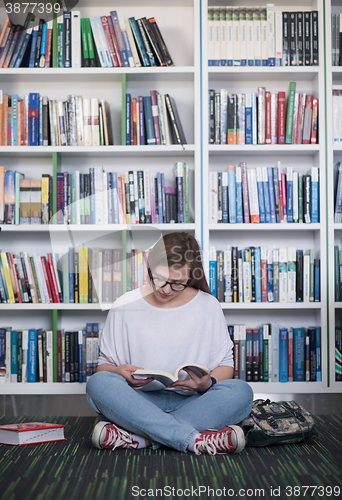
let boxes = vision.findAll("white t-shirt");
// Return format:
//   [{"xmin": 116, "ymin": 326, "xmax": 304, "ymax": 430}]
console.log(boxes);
[{"xmin": 98, "ymin": 288, "xmax": 233, "ymax": 394}]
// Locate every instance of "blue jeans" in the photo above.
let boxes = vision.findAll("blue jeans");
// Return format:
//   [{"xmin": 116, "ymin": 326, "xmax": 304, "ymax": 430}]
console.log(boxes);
[{"xmin": 86, "ymin": 371, "xmax": 253, "ymax": 452}]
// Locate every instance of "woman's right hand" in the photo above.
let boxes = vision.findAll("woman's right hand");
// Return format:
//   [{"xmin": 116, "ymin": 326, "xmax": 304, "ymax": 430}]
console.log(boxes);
[{"xmin": 116, "ymin": 364, "xmax": 154, "ymax": 388}]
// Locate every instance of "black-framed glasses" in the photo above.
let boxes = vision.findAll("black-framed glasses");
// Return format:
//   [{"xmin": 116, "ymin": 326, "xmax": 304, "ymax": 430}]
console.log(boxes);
[{"xmin": 151, "ymin": 276, "xmax": 189, "ymax": 292}]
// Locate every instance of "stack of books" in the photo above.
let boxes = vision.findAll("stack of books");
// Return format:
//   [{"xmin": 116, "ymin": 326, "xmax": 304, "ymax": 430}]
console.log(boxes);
[
  {"xmin": 209, "ymin": 82, "xmax": 319, "ymax": 145},
  {"xmin": 0, "ymin": 10, "xmax": 173, "ymax": 69},
  {"xmin": 125, "ymin": 92, "xmax": 186, "ymax": 146},
  {"xmin": 208, "ymin": 5, "xmax": 319, "ymax": 67},
  {"xmin": 209, "ymin": 164, "xmax": 319, "ymax": 224},
  {"xmin": 0, "ymin": 323, "xmax": 101, "ymax": 384},
  {"xmin": 228, "ymin": 324, "xmax": 321, "ymax": 383},
  {"xmin": 209, "ymin": 246, "xmax": 320, "ymax": 304},
  {"xmin": 0, "ymin": 92, "xmax": 113, "ymax": 146},
  {"xmin": 0, "ymin": 163, "xmax": 191, "ymax": 225}
]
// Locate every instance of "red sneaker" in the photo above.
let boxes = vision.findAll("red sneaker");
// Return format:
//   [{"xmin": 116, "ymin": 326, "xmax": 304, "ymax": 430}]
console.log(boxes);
[
  {"xmin": 194, "ymin": 425, "xmax": 245, "ymax": 455},
  {"xmin": 91, "ymin": 421, "xmax": 139, "ymax": 450}
]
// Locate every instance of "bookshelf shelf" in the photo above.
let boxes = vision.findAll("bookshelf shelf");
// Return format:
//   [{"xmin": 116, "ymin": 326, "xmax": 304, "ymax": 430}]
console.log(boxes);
[
  {"xmin": 0, "ymin": 304, "xmax": 111, "ymax": 310},
  {"xmin": 0, "ymin": 223, "xmax": 196, "ymax": 232},
  {"xmin": 209, "ymin": 224, "xmax": 321, "ymax": 231},
  {"xmin": 0, "ymin": 66, "xmax": 196, "ymax": 83},
  {"xmin": 0, "ymin": 145, "xmax": 196, "ymax": 157},
  {"xmin": 208, "ymin": 145, "xmax": 321, "ymax": 155},
  {"xmin": 220, "ymin": 303, "xmax": 321, "ymax": 310},
  {"xmin": 208, "ymin": 66, "xmax": 320, "ymax": 82}
]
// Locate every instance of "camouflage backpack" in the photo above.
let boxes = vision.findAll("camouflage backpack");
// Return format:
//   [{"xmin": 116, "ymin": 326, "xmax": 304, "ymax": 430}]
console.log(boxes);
[{"xmin": 240, "ymin": 399, "xmax": 319, "ymax": 446}]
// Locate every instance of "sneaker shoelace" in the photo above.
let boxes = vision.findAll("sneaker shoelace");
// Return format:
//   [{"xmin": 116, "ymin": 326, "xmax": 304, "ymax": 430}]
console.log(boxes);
[
  {"xmin": 103, "ymin": 426, "xmax": 136, "ymax": 450},
  {"xmin": 194, "ymin": 430, "xmax": 234, "ymax": 455}
]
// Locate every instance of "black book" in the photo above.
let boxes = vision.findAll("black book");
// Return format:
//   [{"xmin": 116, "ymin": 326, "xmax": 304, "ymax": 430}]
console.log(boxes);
[
  {"xmin": 128, "ymin": 171, "xmax": 135, "ymax": 221},
  {"xmin": 246, "ymin": 329, "xmax": 253, "ymax": 382},
  {"xmin": 17, "ymin": 331, "xmax": 22, "ymax": 383},
  {"xmin": 289, "ymin": 12, "xmax": 297, "ymax": 66},
  {"xmin": 311, "ymin": 11, "xmax": 319, "ymax": 65},
  {"xmin": 296, "ymin": 250, "xmax": 304, "ymax": 302},
  {"xmin": 252, "ymin": 329, "xmax": 260, "ymax": 381},
  {"xmin": 282, "ymin": 12, "xmax": 290, "ymax": 66},
  {"xmin": 73, "ymin": 250, "xmax": 79, "ymax": 303},
  {"xmin": 154, "ymin": 178, "xmax": 159, "ymax": 219},
  {"xmin": 170, "ymin": 193, "xmax": 177, "ymax": 223},
  {"xmin": 74, "ymin": 331, "xmax": 79, "ymax": 382},
  {"xmin": 20, "ymin": 255, "xmax": 32, "ymax": 302},
  {"xmin": 140, "ymin": 17, "xmax": 166, "ymax": 66},
  {"xmin": 304, "ymin": 12, "xmax": 311, "ymax": 65},
  {"xmin": 148, "ymin": 17, "xmax": 174, "ymax": 66},
  {"xmin": 42, "ymin": 97, "xmax": 49, "ymax": 145},
  {"xmin": 65, "ymin": 331, "xmax": 70, "ymax": 382},
  {"xmin": 136, "ymin": 18, "xmax": 156, "ymax": 66},
  {"xmin": 296, "ymin": 12, "xmax": 304, "ymax": 66},
  {"xmin": 164, "ymin": 94, "xmax": 187, "ymax": 145},
  {"xmin": 303, "ymin": 174, "xmax": 311, "ymax": 223},
  {"xmin": 42, "ymin": 330, "xmax": 47, "ymax": 383},
  {"xmin": 216, "ymin": 250, "xmax": 224, "ymax": 303},
  {"xmin": 63, "ymin": 11, "xmax": 72, "ymax": 68},
  {"xmin": 250, "ymin": 247, "xmax": 256, "ymax": 302},
  {"xmin": 309, "ymin": 326, "xmax": 316, "ymax": 382},
  {"xmin": 209, "ymin": 89, "xmax": 215, "ymax": 144},
  {"xmin": 34, "ymin": 19, "xmax": 45, "ymax": 68},
  {"xmin": 227, "ymin": 93, "xmax": 236, "ymax": 144},
  {"xmin": 232, "ymin": 247, "xmax": 239, "ymax": 303},
  {"xmin": 69, "ymin": 331, "xmax": 75, "ymax": 383}
]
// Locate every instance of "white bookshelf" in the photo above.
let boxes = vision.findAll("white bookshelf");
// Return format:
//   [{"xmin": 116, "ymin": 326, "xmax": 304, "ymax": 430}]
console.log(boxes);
[
  {"xmin": 326, "ymin": 0, "xmax": 342, "ymax": 391},
  {"xmin": 202, "ymin": 0, "xmax": 327, "ymax": 391},
  {"xmin": 0, "ymin": 0, "xmax": 201, "ymax": 393},
  {"xmin": 0, "ymin": 0, "xmax": 336, "ymax": 395}
]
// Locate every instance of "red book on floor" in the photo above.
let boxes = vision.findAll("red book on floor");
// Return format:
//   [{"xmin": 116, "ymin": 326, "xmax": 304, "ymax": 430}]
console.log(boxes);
[
  {"xmin": 0, "ymin": 422, "xmax": 66, "ymax": 445},
  {"xmin": 277, "ymin": 91, "xmax": 286, "ymax": 144}
]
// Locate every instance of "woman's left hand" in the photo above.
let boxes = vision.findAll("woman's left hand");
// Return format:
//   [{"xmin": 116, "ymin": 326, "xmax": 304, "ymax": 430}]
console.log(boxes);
[{"xmin": 169, "ymin": 368, "xmax": 213, "ymax": 392}]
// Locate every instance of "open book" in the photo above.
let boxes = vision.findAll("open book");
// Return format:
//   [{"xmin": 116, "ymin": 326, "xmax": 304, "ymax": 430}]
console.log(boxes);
[{"xmin": 132, "ymin": 363, "xmax": 210, "ymax": 387}]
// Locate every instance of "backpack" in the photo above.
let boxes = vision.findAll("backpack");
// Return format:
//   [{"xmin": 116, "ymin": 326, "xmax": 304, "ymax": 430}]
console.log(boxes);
[{"xmin": 240, "ymin": 399, "xmax": 319, "ymax": 447}]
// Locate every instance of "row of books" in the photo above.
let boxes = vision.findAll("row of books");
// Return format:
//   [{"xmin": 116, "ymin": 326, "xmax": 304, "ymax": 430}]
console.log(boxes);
[
  {"xmin": 0, "ymin": 246, "xmax": 152, "ymax": 305},
  {"xmin": 208, "ymin": 6, "xmax": 319, "ymax": 67},
  {"xmin": 0, "ymin": 92, "xmax": 113, "ymax": 146},
  {"xmin": 209, "ymin": 246, "xmax": 320, "ymax": 304},
  {"xmin": 332, "ymin": 86, "xmax": 342, "ymax": 145},
  {"xmin": 0, "ymin": 324, "xmax": 101, "ymax": 384},
  {"xmin": 209, "ymin": 83, "xmax": 318, "ymax": 146},
  {"xmin": 335, "ymin": 325, "xmax": 342, "ymax": 381},
  {"xmin": 0, "ymin": 163, "xmax": 191, "ymax": 225},
  {"xmin": 209, "ymin": 164, "xmax": 319, "ymax": 225},
  {"xmin": 334, "ymin": 163, "xmax": 342, "ymax": 223},
  {"xmin": 229, "ymin": 324, "xmax": 321, "ymax": 383},
  {"xmin": 125, "ymin": 92, "xmax": 186, "ymax": 146},
  {"xmin": 0, "ymin": 10, "xmax": 173, "ymax": 69},
  {"xmin": 331, "ymin": 14, "xmax": 342, "ymax": 66},
  {"xmin": 334, "ymin": 245, "xmax": 342, "ymax": 302}
]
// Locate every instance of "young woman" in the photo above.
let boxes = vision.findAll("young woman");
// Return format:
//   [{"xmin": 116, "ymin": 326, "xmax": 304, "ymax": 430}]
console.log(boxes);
[{"xmin": 86, "ymin": 232, "xmax": 253, "ymax": 455}]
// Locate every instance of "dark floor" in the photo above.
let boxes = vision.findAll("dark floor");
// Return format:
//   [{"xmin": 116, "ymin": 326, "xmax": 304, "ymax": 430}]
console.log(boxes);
[{"xmin": 0, "ymin": 414, "xmax": 341, "ymax": 500}]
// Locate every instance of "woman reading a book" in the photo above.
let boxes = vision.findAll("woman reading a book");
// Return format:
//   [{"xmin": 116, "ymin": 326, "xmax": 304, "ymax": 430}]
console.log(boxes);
[{"xmin": 86, "ymin": 232, "xmax": 253, "ymax": 455}]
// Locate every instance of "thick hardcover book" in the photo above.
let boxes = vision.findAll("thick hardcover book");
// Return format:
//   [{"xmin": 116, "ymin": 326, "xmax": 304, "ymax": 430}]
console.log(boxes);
[{"xmin": 0, "ymin": 422, "xmax": 66, "ymax": 446}]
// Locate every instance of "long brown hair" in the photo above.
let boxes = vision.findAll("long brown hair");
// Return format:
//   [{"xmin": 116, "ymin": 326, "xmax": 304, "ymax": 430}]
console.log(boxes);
[{"xmin": 147, "ymin": 232, "xmax": 212, "ymax": 294}]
